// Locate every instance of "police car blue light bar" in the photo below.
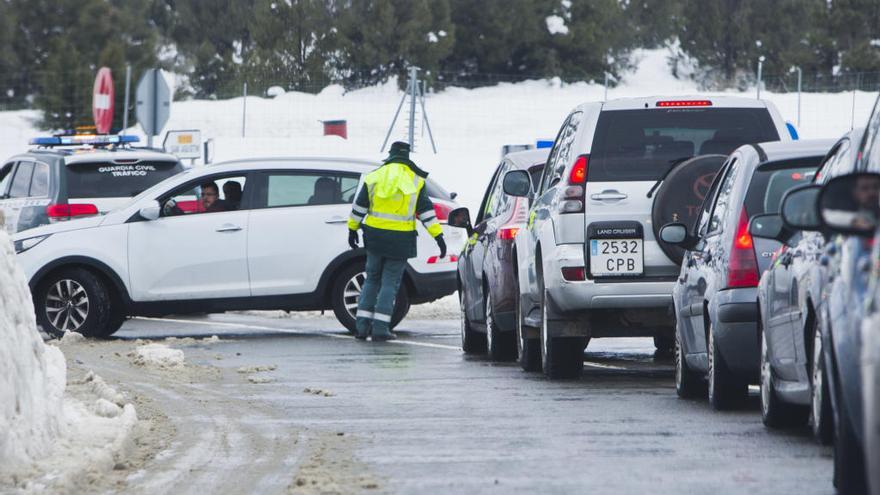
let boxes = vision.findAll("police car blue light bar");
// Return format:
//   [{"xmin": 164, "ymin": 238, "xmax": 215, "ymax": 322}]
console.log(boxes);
[{"xmin": 29, "ymin": 135, "xmax": 140, "ymax": 146}]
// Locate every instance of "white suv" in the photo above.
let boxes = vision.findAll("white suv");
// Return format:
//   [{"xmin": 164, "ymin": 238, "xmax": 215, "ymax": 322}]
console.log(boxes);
[
  {"xmin": 13, "ymin": 157, "xmax": 463, "ymax": 337},
  {"xmin": 504, "ymin": 96, "xmax": 792, "ymax": 378}
]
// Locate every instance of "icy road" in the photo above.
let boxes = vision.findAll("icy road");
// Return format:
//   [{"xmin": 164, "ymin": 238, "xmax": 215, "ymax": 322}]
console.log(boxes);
[{"xmin": 57, "ymin": 313, "xmax": 833, "ymax": 494}]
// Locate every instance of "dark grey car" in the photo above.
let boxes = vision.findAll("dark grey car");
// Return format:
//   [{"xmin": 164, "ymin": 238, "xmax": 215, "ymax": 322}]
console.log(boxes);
[
  {"xmin": 661, "ymin": 139, "xmax": 833, "ymax": 410},
  {"xmin": 750, "ymin": 129, "xmax": 862, "ymax": 437}
]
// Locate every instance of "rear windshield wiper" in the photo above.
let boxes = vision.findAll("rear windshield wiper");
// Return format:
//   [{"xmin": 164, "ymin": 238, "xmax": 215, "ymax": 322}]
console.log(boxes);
[{"xmin": 647, "ymin": 156, "xmax": 693, "ymax": 198}]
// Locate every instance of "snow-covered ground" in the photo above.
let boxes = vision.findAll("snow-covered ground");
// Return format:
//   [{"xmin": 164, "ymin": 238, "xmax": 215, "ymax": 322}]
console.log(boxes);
[
  {"xmin": 0, "ymin": 48, "xmax": 876, "ymax": 212},
  {"xmin": 0, "ymin": 231, "xmax": 140, "ymax": 493}
]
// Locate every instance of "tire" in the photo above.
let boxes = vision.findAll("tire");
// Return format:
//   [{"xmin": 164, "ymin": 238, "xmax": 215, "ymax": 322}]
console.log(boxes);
[
  {"xmin": 654, "ymin": 334, "xmax": 674, "ymax": 355},
  {"xmin": 35, "ymin": 267, "xmax": 113, "ymax": 338},
  {"xmin": 674, "ymin": 324, "xmax": 705, "ymax": 399},
  {"xmin": 833, "ymin": 391, "xmax": 868, "ymax": 494},
  {"xmin": 516, "ymin": 291, "xmax": 541, "ymax": 372},
  {"xmin": 707, "ymin": 322, "xmax": 748, "ymax": 410},
  {"xmin": 809, "ymin": 323, "xmax": 833, "ymax": 444},
  {"xmin": 485, "ymin": 291, "xmax": 516, "ymax": 361},
  {"xmin": 760, "ymin": 328, "xmax": 808, "ymax": 427},
  {"xmin": 460, "ymin": 290, "xmax": 486, "ymax": 354},
  {"xmin": 540, "ymin": 288, "xmax": 585, "ymax": 380},
  {"xmin": 330, "ymin": 263, "xmax": 409, "ymax": 334}
]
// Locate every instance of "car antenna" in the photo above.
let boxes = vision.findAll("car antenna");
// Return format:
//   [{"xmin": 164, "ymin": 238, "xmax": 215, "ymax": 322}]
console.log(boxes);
[{"xmin": 647, "ymin": 156, "xmax": 693, "ymax": 199}]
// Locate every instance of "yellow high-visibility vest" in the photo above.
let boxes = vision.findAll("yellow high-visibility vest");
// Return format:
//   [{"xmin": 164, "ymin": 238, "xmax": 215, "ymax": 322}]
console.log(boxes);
[{"xmin": 363, "ymin": 163, "xmax": 424, "ymax": 232}]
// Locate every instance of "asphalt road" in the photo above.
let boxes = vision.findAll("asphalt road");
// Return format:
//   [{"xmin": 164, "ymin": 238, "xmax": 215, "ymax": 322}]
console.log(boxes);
[{"xmin": 72, "ymin": 312, "xmax": 834, "ymax": 494}]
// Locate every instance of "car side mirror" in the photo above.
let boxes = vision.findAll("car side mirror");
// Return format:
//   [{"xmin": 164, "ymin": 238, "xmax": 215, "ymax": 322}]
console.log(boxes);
[
  {"xmin": 818, "ymin": 172, "xmax": 880, "ymax": 236},
  {"xmin": 139, "ymin": 201, "xmax": 161, "ymax": 221},
  {"xmin": 447, "ymin": 207, "xmax": 473, "ymax": 235},
  {"xmin": 659, "ymin": 223, "xmax": 697, "ymax": 249},
  {"xmin": 503, "ymin": 170, "xmax": 531, "ymax": 197},
  {"xmin": 780, "ymin": 185, "xmax": 821, "ymax": 231},
  {"xmin": 749, "ymin": 213, "xmax": 789, "ymax": 242}
]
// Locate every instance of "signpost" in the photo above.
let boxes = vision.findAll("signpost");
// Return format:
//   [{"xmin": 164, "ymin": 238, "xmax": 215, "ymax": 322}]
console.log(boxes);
[
  {"xmin": 135, "ymin": 69, "xmax": 171, "ymax": 147},
  {"xmin": 92, "ymin": 67, "xmax": 115, "ymax": 134},
  {"xmin": 163, "ymin": 129, "xmax": 202, "ymax": 162}
]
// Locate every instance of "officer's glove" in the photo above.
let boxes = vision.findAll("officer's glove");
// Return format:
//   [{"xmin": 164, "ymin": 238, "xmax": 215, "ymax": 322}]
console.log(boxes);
[
  {"xmin": 348, "ymin": 229, "xmax": 359, "ymax": 249},
  {"xmin": 436, "ymin": 234, "xmax": 447, "ymax": 258}
]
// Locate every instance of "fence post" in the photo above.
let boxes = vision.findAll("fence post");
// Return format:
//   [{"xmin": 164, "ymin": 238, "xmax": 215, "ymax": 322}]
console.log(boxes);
[
  {"xmin": 796, "ymin": 67, "xmax": 802, "ymax": 128},
  {"xmin": 122, "ymin": 64, "xmax": 131, "ymax": 135},
  {"xmin": 407, "ymin": 66, "xmax": 417, "ymax": 149},
  {"xmin": 756, "ymin": 56, "xmax": 765, "ymax": 99},
  {"xmin": 242, "ymin": 81, "xmax": 247, "ymax": 138},
  {"xmin": 603, "ymin": 72, "xmax": 609, "ymax": 101},
  {"xmin": 852, "ymin": 74, "xmax": 860, "ymax": 130}
]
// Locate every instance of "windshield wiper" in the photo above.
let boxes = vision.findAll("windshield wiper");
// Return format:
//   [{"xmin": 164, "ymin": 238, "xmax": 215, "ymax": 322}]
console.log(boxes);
[{"xmin": 647, "ymin": 156, "xmax": 693, "ymax": 198}]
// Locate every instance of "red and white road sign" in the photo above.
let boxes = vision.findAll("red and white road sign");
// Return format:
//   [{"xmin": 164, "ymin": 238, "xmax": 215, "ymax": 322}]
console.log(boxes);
[{"xmin": 92, "ymin": 67, "xmax": 115, "ymax": 134}]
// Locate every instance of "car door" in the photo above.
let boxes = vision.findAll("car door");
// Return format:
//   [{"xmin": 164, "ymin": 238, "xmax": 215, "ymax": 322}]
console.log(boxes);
[
  {"xmin": 246, "ymin": 169, "xmax": 360, "ymax": 296},
  {"xmin": 686, "ymin": 156, "xmax": 741, "ymax": 360},
  {"xmin": 461, "ymin": 163, "xmax": 503, "ymax": 322},
  {"xmin": 677, "ymin": 159, "xmax": 727, "ymax": 359},
  {"xmin": 128, "ymin": 173, "xmax": 252, "ymax": 301},
  {"xmin": 524, "ymin": 113, "xmax": 578, "ymax": 303}
]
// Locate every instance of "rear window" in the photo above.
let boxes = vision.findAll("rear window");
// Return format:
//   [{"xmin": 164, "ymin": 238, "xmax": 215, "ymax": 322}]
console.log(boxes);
[
  {"xmin": 65, "ymin": 160, "xmax": 183, "ymax": 199},
  {"xmin": 744, "ymin": 157, "xmax": 823, "ymax": 216},
  {"xmin": 589, "ymin": 108, "xmax": 780, "ymax": 182}
]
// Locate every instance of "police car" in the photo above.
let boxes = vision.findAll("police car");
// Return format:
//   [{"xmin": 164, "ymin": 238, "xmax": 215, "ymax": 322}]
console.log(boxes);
[{"xmin": 0, "ymin": 134, "xmax": 185, "ymax": 234}]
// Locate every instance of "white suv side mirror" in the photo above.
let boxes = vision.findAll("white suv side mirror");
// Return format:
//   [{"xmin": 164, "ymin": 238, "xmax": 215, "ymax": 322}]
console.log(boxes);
[{"xmin": 139, "ymin": 201, "xmax": 161, "ymax": 221}]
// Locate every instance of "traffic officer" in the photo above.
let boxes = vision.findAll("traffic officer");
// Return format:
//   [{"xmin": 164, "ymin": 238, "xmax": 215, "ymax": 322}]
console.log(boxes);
[{"xmin": 347, "ymin": 141, "xmax": 446, "ymax": 341}]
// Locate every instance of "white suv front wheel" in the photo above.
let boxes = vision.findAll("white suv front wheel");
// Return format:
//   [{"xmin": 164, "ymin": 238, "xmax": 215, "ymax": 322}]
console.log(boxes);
[{"xmin": 35, "ymin": 267, "xmax": 113, "ymax": 338}]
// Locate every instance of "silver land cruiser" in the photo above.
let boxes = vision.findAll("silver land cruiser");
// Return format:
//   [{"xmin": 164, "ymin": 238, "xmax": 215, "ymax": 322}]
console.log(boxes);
[{"xmin": 503, "ymin": 96, "xmax": 792, "ymax": 378}]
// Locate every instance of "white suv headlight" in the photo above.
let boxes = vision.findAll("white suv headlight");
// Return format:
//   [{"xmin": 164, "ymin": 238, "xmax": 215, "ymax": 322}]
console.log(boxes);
[{"xmin": 14, "ymin": 235, "xmax": 50, "ymax": 254}]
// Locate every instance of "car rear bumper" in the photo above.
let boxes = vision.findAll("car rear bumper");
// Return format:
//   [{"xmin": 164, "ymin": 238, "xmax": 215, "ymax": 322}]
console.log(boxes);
[
  {"xmin": 406, "ymin": 266, "xmax": 457, "ymax": 304},
  {"xmin": 545, "ymin": 245, "xmax": 675, "ymax": 311},
  {"xmin": 711, "ymin": 288, "xmax": 760, "ymax": 383}
]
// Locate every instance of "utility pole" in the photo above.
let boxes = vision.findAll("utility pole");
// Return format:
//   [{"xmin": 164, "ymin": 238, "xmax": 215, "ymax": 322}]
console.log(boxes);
[
  {"xmin": 381, "ymin": 67, "xmax": 437, "ymax": 153},
  {"xmin": 122, "ymin": 64, "xmax": 131, "ymax": 135},
  {"xmin": 756, "ymin": 56, "xmax": 765, "ymax": 99}
]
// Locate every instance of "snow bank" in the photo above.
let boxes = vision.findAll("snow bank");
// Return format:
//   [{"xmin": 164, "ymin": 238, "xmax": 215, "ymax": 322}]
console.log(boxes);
[
  {"xmin": 0, "ymin": 230, "xmax": 66, "ymax": 471},
  {"xmin": 129, "ymin": 343, "xmax": 185, "ymax": 368}
]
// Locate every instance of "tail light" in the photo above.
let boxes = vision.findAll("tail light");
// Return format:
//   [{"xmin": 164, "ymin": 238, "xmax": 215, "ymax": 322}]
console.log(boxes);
[
  {"xmin": 656, "ymin": 100, "xmax": 713, "ymax": 107},
  {"xmin": 433, "ymin": 202, "xmax": 452, "ymax": 222},
  {"xmin": 427, "ymin": 254, "xmax": 458, "ymax": 264},
  {"xmin": 561, "ymin": 266, "xmax": 586, "ymax": 281},
  {"xmin": 560, "ymin": 155, "xmax": 588, "ymax": 214},
  {"xmin": 727, "ymin": 207, "xmax": 759, "ymax": 288},
  {"xmin": 46, "ymin": 203, "xmax": 99, "ymax": 222},
  {"xmin": 498, "ymin": 227, "xmax": 519, "ymax": 240}
]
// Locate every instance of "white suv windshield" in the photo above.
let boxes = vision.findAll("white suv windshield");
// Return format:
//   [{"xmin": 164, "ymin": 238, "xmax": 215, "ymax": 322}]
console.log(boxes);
[{"xmin": 590, "ymin": 108, "xmax": 780, "ymax": 181}]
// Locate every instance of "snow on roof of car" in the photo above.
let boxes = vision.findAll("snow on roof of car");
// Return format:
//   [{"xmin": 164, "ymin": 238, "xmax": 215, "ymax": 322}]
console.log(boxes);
[
  {"xmin": 505, "ymin": 148, "xmax": 549, "ymax": 170},
  {"xmin": 595, "ymin": 95, "xmax": 770, "ymax": 111}
]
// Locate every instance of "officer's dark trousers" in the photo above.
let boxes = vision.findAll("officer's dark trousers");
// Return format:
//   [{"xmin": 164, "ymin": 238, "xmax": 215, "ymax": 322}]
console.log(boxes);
[{"xmin": 355, "ymin": 252, "xmax": 406, "ymax": 337}]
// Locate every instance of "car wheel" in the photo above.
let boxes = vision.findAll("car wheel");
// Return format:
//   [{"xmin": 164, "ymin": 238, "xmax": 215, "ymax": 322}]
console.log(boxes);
[
  {"xmin": 810, "ymin": 323, "xmax": 833, "ymax": 444},
  {"xmin": 516, "ymin": 291, "xmax": 541, "ymax": 372},
  {"xmin": 760, "ymin": 328, "xmax": 808, "ymax": 427},
  {"xmin": 331, "ymin": 263, "xmax": 408, "ymax": 334},
  {"xmin": 460, "ymin": 290, "xmax": 486, "ymax": 354},
  {"xmin": 707, "ymin": 322, "xmax": 748, "ymax": 410},
  {"xmin": 674, "ymin": 323, "xmax": 705, "ymax": 399},
  {"xmin": 35, "ymin": 267, "xmax": 113, "ymax": 338},
  {"xmin": 540, "ymin": 288, "xmax": 584, "ymax": 380},
  {"xmin": 833, "ymin": 390, "xmax": 868, "ymax": 493},
  {"xmin": 486, "ymin": 291, "xmax": 516, "ymax": 361}
]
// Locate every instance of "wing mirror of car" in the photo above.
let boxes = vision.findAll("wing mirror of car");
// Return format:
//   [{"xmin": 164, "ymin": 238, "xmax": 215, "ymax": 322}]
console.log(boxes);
[
  {"xmin": 749, "ymin": 213, "xmax": 790, "ymax": 242},
  {"xmin": 447, "ymin": 207, "xmax": 474, "ymax": 235},
  {"xmin": 503, "ymin": 170, "xmax": 531, "ymax": 197},
  {"xmin": 139, "ymin": 201, "xmax": 161, "ymax": 221},
  {"xmin": 659, "ymin": 223, "xmax": 698, "ymax": 249},
  {"xmin": 780, "ymin": 185, "xmax": 822, "ymax": 231},
  {"xmin": 817, "ymin": 172, "xmax": 880, "ymax": 236}
]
